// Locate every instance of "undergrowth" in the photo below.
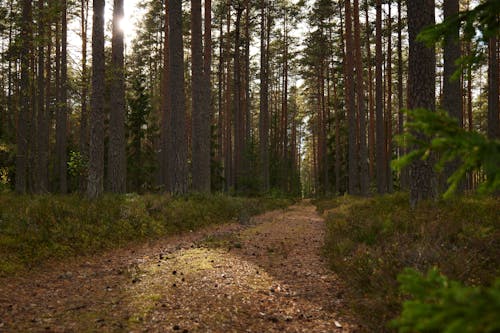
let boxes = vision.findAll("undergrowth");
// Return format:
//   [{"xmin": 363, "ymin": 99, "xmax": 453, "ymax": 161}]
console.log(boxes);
[
  {"xmin": 0, "ymin": 193, "xmax": 291, "ymax": 276},
  {"xmin": 315, "ymin": 193, "xmax": 499, "ymax": 332}
]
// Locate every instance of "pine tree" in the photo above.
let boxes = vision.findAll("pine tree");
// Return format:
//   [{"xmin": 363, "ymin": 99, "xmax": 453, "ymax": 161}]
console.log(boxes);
[{"xmin": 87, "ymin": 0, "xmax": 105, "ymax": 198}]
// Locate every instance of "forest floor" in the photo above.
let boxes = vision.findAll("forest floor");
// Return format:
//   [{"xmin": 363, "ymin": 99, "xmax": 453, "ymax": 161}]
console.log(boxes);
[{"xmin": 0, "ymin": 201, "xmax": 354, "ymax": 332}]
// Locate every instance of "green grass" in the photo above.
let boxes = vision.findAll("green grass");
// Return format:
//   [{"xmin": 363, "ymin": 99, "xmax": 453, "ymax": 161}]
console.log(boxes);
[
  {"xmin": 316, "ymin": 193, "xmax": 500, "ymax": 332},
  {"xmin": 0, "ymin": 193, "xmax": 292, "ymax": 276}
]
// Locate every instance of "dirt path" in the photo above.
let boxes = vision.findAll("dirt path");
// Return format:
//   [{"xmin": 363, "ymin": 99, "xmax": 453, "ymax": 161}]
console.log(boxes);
[{"xmin": 0, "ymin": 201, "xmax": 353, "ymax": 332}]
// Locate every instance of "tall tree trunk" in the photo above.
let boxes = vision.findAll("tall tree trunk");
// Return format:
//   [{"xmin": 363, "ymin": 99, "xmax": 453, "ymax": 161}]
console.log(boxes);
[
  {"xmin": 160, "ymin": 1, "xmax": 170, "ymax": 190},
  {"xmin": 55, "ymin": 0, "xmax": 68, "ymax": 193},
  {"xmin": 259, "ymin": 0, "xmax": 270, "ymax": 192},
  {"xmin": 87, "ymin": 0, "xmax": 106, "ymax": 198},
  {"xmin": 386, "ymin": 3, "xmax": 393, "ymax": 193},
  {"xmin": 191, "ymin": 0, "xmax": 211, "ymax": 193},
  {"xmin": 108, "ymin": 0, "xmax": 126, "ymax": 193},
  {"xmin": 375, "ymin": 0, "xmax": 387, "ymax": 194},
  {"xmin": 354, "ymin": 0, "xmax": 368, "ymax": 195},
  {"xmin": 487, "ymin": 36, "xmax": 499, "ymax": 140},
  {"xmin": 408, "ymin": 0, "xmax": 436, "ymax": 206},
  {"xmin": 204, "ymin": 0, "xmax": 213, "ymax": 189},
  {"xmin": 36, "ymin": 0, "xmax": 49, "ymax": 193},
  {"xmin": 233, "ymin": 6, "xmax": 244, "ymax": 191},
  {"xmin": 442, "ymin": 0, "xmax": 463, "ymax": 190},
  {"xmin": 224, "ymin": 2, "xmax": 233, "ymax": 191},
  {"xmin": 167, "ymin": 0, "xmax": 188, "ymax": 194},
  {"xmin": 15, "ymin": 0, "xmax": 33, "ymax": 193},
  {"xmin": 345, "ymin": 0, "xmax": 358, "ymax": 195},
  {"xmin": 397, "ymin": 0, "xmax": 408, "ymax": 189},
  {"xmin": 365, "ymin": 0, "xmax": 375, "ymax": 180},
  {"xmin": 80, "ymin": 0, "xmax": 89, "ymax": 191}
]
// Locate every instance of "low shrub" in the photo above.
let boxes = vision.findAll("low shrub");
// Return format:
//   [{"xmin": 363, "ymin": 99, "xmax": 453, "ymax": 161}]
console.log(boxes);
[
  {"xmin": 0, "ymin": 193, "xmax": 291, "ymax": 276},
  {"xmin": 319, "ymin": 193, "xmax": 499, "ymax": 332}
]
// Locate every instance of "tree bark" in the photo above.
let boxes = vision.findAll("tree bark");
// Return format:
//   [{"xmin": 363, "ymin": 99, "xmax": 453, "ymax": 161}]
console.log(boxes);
[
  {"xmin": 167, "ymin": 0, "xmax": 188, "ymax": 194},
  {"xmin": 408, "ymin": 0, "xmax": 436, "ymax": 206},
  {"xmin": 191, "ymin": 0, "xmax": 211, "ymax": 193},
  {"xmin": 487, "ymin": 36, "xmax": 499, "ymax": 140},
  {"xmin": 108, "ymin": 0, "xmax": 127, "ymax": 193},
  {"xmin": 442, "ymin": 0, "xmax": 463, "ymax": 190},
  {"xmin": 15, "ymin": 0, "xmax": 32, "ymax": 193},
  {"xmin": 36, "ymin": 0, "xmax": 49, "ymax": 193},
  {"xmin": 354, "ymin": 0, "xmax": 368, "ymax": 195},
  {"xmin": 87, "ymin": 0, "xmax": 106, "ymax": 198},
  {"xmin": 345, "ymin": 0, "xmax": 358, "ymax": 195},
  {"xmin": 259, "ymin": 0, "xmax": 270, "ymax": 192},
  {"xmin": 375, "ymin": 0, "xmax": 387, "ymax": 194}
]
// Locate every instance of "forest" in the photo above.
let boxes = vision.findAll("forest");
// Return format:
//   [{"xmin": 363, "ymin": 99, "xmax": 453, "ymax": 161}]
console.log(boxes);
[{"xmin": 0, "ymin": 0, "xmax": 499, "ymax": 332}]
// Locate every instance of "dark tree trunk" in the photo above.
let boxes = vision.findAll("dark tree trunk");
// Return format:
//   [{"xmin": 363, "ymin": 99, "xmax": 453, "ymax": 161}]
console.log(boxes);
[
  {"xmin": 375, "ymin": 0, "xmax": 386, "ymax": 194},
  {"xmin": 487, "ymin": 36, "xmax": 499, "ymax": 140},
  {"xmin": 386, "ymin": 3, "xmax": 393, "ymax": 193},
  {"xmin": 80, "ymin": 0, "xmax": 89, "ymax": 191},
  {"xmin": 160, "ymin": 1, "xmax": 170, "ymax": 190},
  {"xmin": 108, "ymin": 0, "xmax": 127, "ymax": 193},
  {"xmin": 260, "ymin": 0, "xmax": 270, "ymax": 192},
  {"xmin": 191, "ymin": 0, "xmax": 211, "ymax": 193},
  {"xmin": 55, "ymin": 0, "xmax": 68, "ymax": 193},
  {"xmin": 233, "ymin": 6, "xmax": 244, "ymax": 191},
  {"xmin": 442, "ymin": 0, "xmax": 463, "ymax": 190},
  {"xmin": 354, "ymin": 0, "xmax": 368, "ymax": 195},
  {"xmin": 345, "ymin": 0, "xmax": 358, "ymax": 195},
  {"xmin": 408, "ymin": 0, "xmax": 436, "ymax": 206},
  {"xmin": 87, "ymin": 0, "xmax": 106, "ymax": 198},
  {"xmin": 36, "ymin": 0, "xmax": 49, "ymax": 193},
  {"xmin": 167, "ymin": 0, "xmax": 188, "ymax": 194},
  {"xmin": 397, "ymin": 0, "xmax": 408, "ymax": 189},
  {"xmin": 15, "ymin": 0, "xmax": 33, "ymax": 193}
]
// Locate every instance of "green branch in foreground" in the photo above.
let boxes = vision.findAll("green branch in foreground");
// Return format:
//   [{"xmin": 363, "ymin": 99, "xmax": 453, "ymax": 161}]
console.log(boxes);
[{"xmin": 392, "ymin": 108, "xmax": 500, "ymax": 198}]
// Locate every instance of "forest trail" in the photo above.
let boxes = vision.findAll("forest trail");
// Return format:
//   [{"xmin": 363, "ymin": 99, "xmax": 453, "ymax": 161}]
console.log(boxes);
[{"xmin": 0, "ymin": 201, "xmax": 353, "ymax": 332}]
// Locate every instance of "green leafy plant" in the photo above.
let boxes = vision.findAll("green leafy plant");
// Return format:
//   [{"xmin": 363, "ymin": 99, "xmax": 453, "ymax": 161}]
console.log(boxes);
[
  {"xmin": 392, "ymin": 268, "xmax": 500, "ymax": 333},
  {"xmin": 393, "ymin": 108, "xmax": 500, "ymax": 198}
]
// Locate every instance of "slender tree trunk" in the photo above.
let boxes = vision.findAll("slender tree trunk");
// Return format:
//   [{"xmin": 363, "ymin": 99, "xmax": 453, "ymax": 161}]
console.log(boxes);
[
  {"xmin": 354, "ymin": 0, "xmax": 368, "ymax": 195},
  {"xmin": 375, "ymin": 0, "xmax": 387, "ymax": 194},
  {"xmin": 259, "ymin": 0, "xmax": 270, "ymax": 192},
  {"xmin": 108, "ymin": 0, "xmax": 127, "ymax": 193},
  {"xmin": 386, "ymin": 3, "xmax": 394, "ymax": 193},
  {"xmin": 224, "ymin": 2, "xmax": 232, "ymax": 191},
  {"xmin": 167, "ymin": 0, "xmax": 188, "ymax": 194},
  {"xmin": 80, "ymin": 0, "xmax": 89, "ymax": 191},
  {"xmin": 408, "ymin": 0, "xmax": 436, "ymax": 206},
  {"xmin": 362, "ymin": 1, "xmax": 375, "ymax": 183},
  {"xmin": 36, "ymin": 0, "xmax": 49, "ymax": 193},
  {"xmin": 160, "ymin": 1, "xmax": 170, "ymax": 190},
  {"xmin": 55, "ymin": 0, "xmax": 68, "ymax": 193},
  {"xmin": 15, "ymin": 0, "xmax": 33, "ymax": 193},
  {"xmin": 87, "ymin": 0, "xmax": 106, "ymax": 198},
  {"xmin": 233, "ymin": 6, "xmax": 244, "ymax": 191},
  {"xmin": 487, "ymin": 36, "xmax": 499, "ymax": 140},
  {"xmin": 397, "ymin": 0, "xmax": 408, "ymax": 189},
  {"xmin": 442, "ymin": 0, "xmax": 463, "ymax": 191},
  {"xmin": 345, "ymin": 0, "xmax": 358, "ymax": 195},
  {"xmin": 191, "ymin": 0, "xmax": 211, "ymax": 192},
  {"xmin": 204, "ymin": 0, "xmax": 213, "ymax": 189}
]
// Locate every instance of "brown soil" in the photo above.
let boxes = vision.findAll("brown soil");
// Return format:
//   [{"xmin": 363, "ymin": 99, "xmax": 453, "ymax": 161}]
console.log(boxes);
[{"xmin": 0, "ymin": 201, "xmax": 353, "ymax": 332}]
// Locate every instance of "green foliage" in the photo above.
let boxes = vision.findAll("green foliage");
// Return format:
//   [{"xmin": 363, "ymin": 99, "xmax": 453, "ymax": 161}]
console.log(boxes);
[
  {"xmin": 319, "ymin": 194, "xmax": 499, "ymax": 332},
  {"xmin": 419, "ymin": 0, "xmax": 499, "ymax": 45},
  {"xmin": 392, "ymin": 268, "xmax": 500, "ymax": 333},
  {"xmin": 418, "ymin": 0, "xmax": 499, "ymax": 74},
  {"xmin": 67, "ymin": 150, "xmax": 87, "ymax": 179},
  {"xmin": 393, "ymin": 109, "xmax": 500, "ymax": 198},
  {"xmin": 0, "ymin": 193, "xmax": 291, "ymax": 276}
]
